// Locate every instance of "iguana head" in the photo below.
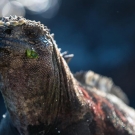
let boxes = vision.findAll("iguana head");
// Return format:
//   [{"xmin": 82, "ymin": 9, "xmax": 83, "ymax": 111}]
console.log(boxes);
[
  {"xmin": 0, "ymin": 15, "xmax": 61, "ymax": 134},
  {"xmin": 0, "ymin": 16, "xmax": 82, "ymax": 134},
  {"xmin": 0, "ymin": 15, "xmax": 54, "ymax": 69}
]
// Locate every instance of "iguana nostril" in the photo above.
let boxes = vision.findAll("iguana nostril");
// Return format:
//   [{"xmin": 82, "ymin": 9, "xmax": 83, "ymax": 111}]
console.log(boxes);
[{"xmin": 4, "ymin": 29, "xmax": 12, "ymax": 35}]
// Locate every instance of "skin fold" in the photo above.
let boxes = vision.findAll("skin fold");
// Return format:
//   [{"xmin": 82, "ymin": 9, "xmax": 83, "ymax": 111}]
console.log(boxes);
[{"xmin": 0, "ymin": 15, "xmax": 135, "ymax": 135}]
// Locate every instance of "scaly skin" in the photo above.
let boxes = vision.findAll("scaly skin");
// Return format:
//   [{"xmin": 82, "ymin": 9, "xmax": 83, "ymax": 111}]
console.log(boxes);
[{"xmin": 0, "ymin": 15, "xmax": 135, "ymax": 135}]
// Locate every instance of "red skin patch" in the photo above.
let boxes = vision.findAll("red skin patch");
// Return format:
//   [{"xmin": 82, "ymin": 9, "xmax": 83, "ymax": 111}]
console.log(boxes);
[{"xmin": 79, "ymin": 85, "xmax": 135, "ymax": 135}]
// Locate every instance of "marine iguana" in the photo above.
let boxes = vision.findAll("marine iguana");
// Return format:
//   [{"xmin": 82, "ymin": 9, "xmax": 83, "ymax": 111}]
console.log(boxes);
[{"xmin": 0, "ymin": 15, "xmax": 135, "ymax": 135}]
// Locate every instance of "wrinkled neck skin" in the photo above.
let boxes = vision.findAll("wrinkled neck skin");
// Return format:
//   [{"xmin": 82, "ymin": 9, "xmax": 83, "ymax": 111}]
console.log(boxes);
[{"xmin": 0, "ymin": 40, "xmax": 86, "ymax": 135}]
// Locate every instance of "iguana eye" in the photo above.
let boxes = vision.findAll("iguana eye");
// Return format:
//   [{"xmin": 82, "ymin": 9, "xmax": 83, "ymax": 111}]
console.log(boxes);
[
  {"xmin": 4, "ymin": 29, "xmax": 12, "ymax": 35},
  {"xmin": 25, "ymin": 30, "xmax": 38, "ymax": 38},
  {"xmin": 27, "ymin": 32, "xmax": 37, "ymax": 38}
]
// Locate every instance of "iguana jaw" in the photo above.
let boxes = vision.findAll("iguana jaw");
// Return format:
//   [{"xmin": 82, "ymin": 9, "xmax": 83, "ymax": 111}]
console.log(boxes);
[{"xmin": 0, "ymin": 42, "xmax": 83, "ymax": 134}]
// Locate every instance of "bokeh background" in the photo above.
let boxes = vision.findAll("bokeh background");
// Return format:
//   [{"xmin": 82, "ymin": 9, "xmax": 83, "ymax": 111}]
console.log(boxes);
[{"xmin": 0, "ymin": 0, "xmax": 135, "ymax": 120}]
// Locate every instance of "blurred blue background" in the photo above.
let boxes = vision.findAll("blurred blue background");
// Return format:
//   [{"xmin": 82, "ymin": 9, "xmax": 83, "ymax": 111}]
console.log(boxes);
[{"xmin": 0, "ymin": 0, "xmax": 135, "ymax": 119}]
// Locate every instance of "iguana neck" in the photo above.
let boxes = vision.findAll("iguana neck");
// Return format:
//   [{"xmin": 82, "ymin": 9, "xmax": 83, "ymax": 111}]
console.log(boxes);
[{"xmin": 0, "ymin": 42, "xmax": 85, "ymax": 134}]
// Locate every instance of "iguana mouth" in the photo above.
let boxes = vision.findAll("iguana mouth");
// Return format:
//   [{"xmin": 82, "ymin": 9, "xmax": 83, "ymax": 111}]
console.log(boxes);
[{"xmin": 0, "ymin": 37, "xmax": 35, "ymax": 47}]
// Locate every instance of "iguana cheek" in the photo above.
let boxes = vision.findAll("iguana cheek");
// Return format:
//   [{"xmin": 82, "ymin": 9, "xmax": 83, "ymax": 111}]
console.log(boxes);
[{"xmin": 10, "ymin": 58, "xmax": 23, "ymax": 69}]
